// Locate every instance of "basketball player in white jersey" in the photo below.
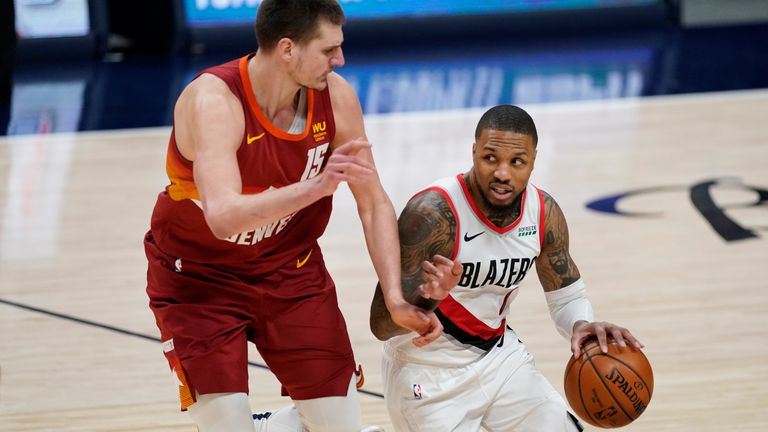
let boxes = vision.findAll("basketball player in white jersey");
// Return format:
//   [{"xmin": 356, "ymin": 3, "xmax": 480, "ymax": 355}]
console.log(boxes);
[{"xmin": 369, "ymin": 105, "xmax": 644, "ymax": 431}]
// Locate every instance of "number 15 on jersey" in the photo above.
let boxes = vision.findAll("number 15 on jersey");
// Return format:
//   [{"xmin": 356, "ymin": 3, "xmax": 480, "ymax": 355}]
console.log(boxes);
[{"xmin": 300, "ymin": 143, "xmax": 329, "ymax": 181}]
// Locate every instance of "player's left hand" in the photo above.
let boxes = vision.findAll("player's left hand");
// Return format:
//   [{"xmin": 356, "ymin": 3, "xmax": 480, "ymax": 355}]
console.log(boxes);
[
  {"xmin": 571, "ymin": 320, "xmax": 644, "ymax": 358},
  {"xmin": 386, "ymin": 300, "xmax": 444, "ymax": 347},
  {"xmin": 411, "ymin": 310, "xmax": 443, "ymax": 348},
  {"xmin": 387, "ymin": 301, "xmax": 435, "ymax": 336},
  {"xmin": 418, "ymin": 255, "xmax": 462, "ymax": 301}
]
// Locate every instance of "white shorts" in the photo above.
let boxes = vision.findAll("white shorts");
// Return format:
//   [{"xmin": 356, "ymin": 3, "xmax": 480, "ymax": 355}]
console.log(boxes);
[{"xmin": 382, "ymin": 328, "xmax": 582, "ymax": 432}]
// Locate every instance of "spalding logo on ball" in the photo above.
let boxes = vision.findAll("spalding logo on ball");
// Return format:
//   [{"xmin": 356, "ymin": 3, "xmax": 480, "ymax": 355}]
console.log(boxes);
[{"xmin": 564, "ymin": 337, "xmax": 653, "ymax": 428}]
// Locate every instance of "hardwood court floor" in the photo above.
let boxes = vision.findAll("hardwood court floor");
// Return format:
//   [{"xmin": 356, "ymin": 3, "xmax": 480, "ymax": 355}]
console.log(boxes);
[{"xmin": 1, "ymin": 90, "xmax": 766, "ymax": 431}]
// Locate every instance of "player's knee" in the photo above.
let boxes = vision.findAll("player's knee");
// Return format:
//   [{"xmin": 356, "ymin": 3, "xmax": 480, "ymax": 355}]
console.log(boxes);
[
  {"xmin": 295, "ymin": 400, "xmax": 362, "ymax": 432},
  {"xmin": 294, "ymin": 402, "xmax": 360, "ymax": 431},
  {"xmin": 306, "ymin": 418, "xmax": 361, "ymax": 432},
  {"xmin": 293, "ymin": 376, "xmax": 362, "ymax": 432},
  {"xmin": 188, "ymin": 392, "xmax": 255, "ymax": 432}
]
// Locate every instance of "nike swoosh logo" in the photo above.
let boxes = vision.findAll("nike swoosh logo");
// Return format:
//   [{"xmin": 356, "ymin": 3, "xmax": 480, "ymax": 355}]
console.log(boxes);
[
  {"xmin": 247, "ymin": 132, "xmax": 265, "ymax": 144},
  {"xmin": 464, "ymin": 231, "xmax": 485, "ymax": 242},
  {"xmin": 296, "ymin": 249, "xmax": 312, "ymax": 268}
]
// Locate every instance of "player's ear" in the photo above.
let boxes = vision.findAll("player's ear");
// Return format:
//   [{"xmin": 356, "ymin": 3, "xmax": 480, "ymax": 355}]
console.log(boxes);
[
  {"xmin": 472, "ymin": 142, "xmax": 477, "ymax": 156},
  {"xmin": 277, "ymin": 37, "xmax": 294, "ymax": 60}
]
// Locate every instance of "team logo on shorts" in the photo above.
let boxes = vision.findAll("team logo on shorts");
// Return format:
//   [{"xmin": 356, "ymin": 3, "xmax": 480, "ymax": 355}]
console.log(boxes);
[{"xmin": 412, "ymin": 384, "xmax": 422, "ymax": 400}]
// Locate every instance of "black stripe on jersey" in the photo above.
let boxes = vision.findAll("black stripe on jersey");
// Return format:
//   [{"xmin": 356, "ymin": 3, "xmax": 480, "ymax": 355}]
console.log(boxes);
[{"xmin": 434, "ymin": 308, "xmax": 503, "ymax": 352}]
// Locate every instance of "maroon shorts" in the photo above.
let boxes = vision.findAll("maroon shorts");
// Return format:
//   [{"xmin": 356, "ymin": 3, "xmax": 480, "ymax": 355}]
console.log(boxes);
[{"xmin": 145, "ymin": 232, "xmax": 355, "ymax": 407}]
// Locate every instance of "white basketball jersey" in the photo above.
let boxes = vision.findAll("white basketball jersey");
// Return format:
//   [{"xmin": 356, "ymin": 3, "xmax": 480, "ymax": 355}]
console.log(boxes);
[{"xmin": 385, "ymin": 174, "xmax": 545, "ymax": 367}]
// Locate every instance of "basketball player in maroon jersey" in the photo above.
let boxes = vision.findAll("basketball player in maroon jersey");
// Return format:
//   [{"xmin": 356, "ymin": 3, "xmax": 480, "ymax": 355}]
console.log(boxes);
[
  {"xmin": 369, "ymin": 105, "xmax": 644, "ymax": 431},
  {"xmin": 144, "ymin": 1, "xmax": 439, "ymax": 431}
]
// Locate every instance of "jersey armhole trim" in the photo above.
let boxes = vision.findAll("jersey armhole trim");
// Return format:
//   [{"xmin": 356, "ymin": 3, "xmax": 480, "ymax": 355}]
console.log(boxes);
[
  {"xmin": 169, "ymin": 128, "xmax": 193, "ymax": 166},
  {"xmin": 536, "ymin": 186, "xmax": 546, "ymax": 249}
]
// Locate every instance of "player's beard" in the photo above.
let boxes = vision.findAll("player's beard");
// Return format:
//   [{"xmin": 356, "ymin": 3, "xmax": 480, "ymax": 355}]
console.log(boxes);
[
  {"xmin": 293, "ymin": 57, "xmax": 329, "ymax": 91},
  {"xmin": 479, "ymin": 185, "xmax": 523, "ymax": 223}
]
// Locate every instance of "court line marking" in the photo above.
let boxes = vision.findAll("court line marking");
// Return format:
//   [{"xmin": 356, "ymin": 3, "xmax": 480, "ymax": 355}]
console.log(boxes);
[{"xmin": 0, "ymin": 297, "xmax": 385, "ymax": 399}]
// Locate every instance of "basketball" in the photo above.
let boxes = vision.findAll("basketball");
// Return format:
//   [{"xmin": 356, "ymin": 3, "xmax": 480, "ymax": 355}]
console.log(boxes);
[{"xmin": 564, "ymin": 338, "xmax": 653, "ymax": 428}]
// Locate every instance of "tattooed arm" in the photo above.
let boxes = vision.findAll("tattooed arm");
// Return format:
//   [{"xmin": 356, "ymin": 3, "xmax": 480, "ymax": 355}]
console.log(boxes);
[
  {"xmin": 535, "ymin": 190, "xmax": 581, "ymax": 291},
  {"xmin": 536, "ymin": 190, "xmax": 644, "ymax": 356},
  {"xmin": 370, "ymin": 190, "xmax": 457, "ymax": 341}
]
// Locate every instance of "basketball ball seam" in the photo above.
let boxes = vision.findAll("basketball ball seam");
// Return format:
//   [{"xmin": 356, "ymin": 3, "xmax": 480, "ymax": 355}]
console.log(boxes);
[
  {"xmin": 589, "ymin": 354, "xmax": 638, "ymax": 422},
  {"xmin": 585, "ymin": 341, "xmax": 654, "ymax": 395},
  {"xmin": 576, "ymin": 360, "xmax": 601, "ymax": 427},
  {"xmin": 583, "ymin": 345, "xmax": 653, "ymax": 425},
  {"xmin": 602, "ymin": 353, "xmax": 653, "ymax": 396}
]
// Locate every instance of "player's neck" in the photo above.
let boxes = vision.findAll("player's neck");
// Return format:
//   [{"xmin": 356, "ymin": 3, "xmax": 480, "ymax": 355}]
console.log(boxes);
[
  {"xmin": 488, "ymin": 195, "xmax": 522, "ymax": 228},
  {"xmin": 248, "ymin": 52, "xmax": 303, "ymax": 124},
  {"xmin": 464, "ymin": 172, "xmax": 522, "ymax": 228}
]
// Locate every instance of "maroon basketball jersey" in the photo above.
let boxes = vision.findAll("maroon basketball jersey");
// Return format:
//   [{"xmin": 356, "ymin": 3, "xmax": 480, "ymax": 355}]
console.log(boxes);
[{"xmin": 150, "ymin": 54, "xmax": 336, "ymax": 276}]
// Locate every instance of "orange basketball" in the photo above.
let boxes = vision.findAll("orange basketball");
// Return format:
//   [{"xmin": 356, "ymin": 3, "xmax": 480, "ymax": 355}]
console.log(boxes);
[{"xmin": 564, "ymin": 338, "xmax": 653, "ymax": 428}]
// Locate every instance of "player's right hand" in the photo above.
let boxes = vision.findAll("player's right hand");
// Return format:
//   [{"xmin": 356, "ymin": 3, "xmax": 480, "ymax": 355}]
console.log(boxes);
[
  {"xmin": 571, "ymin": 320, "xmax": 644, "ymax": 358},
  {"xmin": 315, "ymin": 138, "xmax": 375, "ymax": 196},
  {"xmin": 419, "ymin": 255, "xmax": 462, "ymax": 301}
]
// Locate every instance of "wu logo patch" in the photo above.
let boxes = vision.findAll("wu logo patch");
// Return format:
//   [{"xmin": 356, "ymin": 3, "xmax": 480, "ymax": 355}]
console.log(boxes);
[
  {"xmin": 311, "ymin": 121, "xmax": 326, "ymax": 134},
  {"xmin": 518, "ymin": 225, "xmax": 537, "ymax": 237},
  {"xmin": 312, "ymin": 121, "xmax": 328, "ymax": 142}
]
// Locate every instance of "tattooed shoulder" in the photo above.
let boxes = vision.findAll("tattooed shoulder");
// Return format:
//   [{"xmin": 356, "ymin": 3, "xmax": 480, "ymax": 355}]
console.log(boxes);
[
  {"xmin": 540, "ymin": 190, "xmax": 564, "ymax": 247},
  {"xmin": 537, "ymin": 189, "xmax": 581, "ymax": 291},
  {"xmin": 398, "ymin": 190, "xmax": 457, "ymax": 274}
]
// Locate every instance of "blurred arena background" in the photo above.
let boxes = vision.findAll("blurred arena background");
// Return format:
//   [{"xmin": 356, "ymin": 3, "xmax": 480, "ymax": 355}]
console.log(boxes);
[{"xmin": 2, "ymin": 0, "xmax": 767, "ymax": 134}]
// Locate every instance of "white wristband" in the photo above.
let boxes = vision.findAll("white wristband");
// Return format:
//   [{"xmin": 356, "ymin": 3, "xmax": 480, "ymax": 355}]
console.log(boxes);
[{"xmin": 544, "ymin": 279, "xmax": 595, "ymax": 339}]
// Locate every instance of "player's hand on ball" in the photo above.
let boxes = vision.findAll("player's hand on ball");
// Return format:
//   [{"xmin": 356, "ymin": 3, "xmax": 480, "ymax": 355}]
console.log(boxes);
[
  {"xmin": 564, "ymin": 335, "xmax": 653, "ymax": 428},
  {"xmin": 418, "ymin": 255, "xmax": 462, "ymax": 301},
  {"xmin": 571, "ymin": 321, "xmax": 644, "ymax": 358}
]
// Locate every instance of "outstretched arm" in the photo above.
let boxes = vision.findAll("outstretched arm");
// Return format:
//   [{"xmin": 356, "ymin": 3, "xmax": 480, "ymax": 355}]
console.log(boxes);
[
  {"xmin": 536, "ymin": 190, "xmax": 643, "ymax": 357},
  {"xmin": 369, "ymin": 189, "xmax": 460, "ymax": 343},
  {"xmin": 328, "ymin": 72, "xmax": 440, "ymax": 337}
]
